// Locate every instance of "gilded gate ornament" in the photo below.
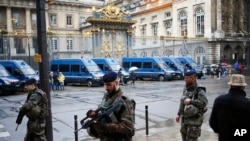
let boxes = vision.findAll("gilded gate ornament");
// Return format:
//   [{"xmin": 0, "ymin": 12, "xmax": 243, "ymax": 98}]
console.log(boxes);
[{"xmin": 96, "ymin": 2, "xmax": 129, "ymax": 20}]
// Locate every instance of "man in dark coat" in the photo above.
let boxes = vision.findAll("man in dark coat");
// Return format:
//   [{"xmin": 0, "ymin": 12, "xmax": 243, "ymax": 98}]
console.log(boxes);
[{"xmin": 209, "ymin": 74, "xmax": 250, "ymax": 141}]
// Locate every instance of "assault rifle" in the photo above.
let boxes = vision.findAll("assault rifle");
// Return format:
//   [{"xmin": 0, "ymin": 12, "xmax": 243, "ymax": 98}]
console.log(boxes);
[
  {"xmin": 15, "ymin": 110, "xmax": 26, "ymax": 131},
  {"xmin": 75, "ymin": 98, "xmax": 125, "ymax": 133}
]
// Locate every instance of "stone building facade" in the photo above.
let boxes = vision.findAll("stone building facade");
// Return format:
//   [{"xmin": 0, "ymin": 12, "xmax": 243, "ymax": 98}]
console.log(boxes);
[{"xmin": 0, "ymin": 0, "xmax": 250, "ymax": 69}]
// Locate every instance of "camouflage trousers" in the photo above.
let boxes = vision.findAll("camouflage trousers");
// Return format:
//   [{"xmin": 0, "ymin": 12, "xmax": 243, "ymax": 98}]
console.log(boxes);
[
  {"xmin": 180, "ymin": 124, "xmax": 201, "ymax": 141},
  {"xmin": 24, "ymin": 119, "xmax": 46, "ymax": 141}
]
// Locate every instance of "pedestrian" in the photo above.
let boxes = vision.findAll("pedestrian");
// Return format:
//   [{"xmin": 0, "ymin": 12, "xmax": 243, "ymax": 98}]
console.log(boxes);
[
  {"xmin": 84, "ymin": 71, "xmax": 135, "ymax": 141},
  {"xmin": 53, "ymin": 71, "xmax": 59, "ymax": 90},
  {"xmin": 118, "ymin": 68, "xmax": 124, "ymax": 85},
  {"xmin": 15, "ymin": 78, "xmax": 48, "ymax": 141},
  {"xmin": 201, "ymin": 66, "xmax": 207, "ymax": 79},
  {"xmin": 58, "ymin": 72, "xmax": 65, "ymax": 90},
  {"xmin": 49, "ymin": 71, "xmax": 54, "ymax": 91},
  {"xmin": 130, "ymin": 70, "xmax": 136, "ymax": 86},
  {"xmin": 209, "ymin": 74, "xmax": 250, "ymax": 141},
  {"xmin": 176, "ymin": 70, "xmax": 208, "ymax": 141}
]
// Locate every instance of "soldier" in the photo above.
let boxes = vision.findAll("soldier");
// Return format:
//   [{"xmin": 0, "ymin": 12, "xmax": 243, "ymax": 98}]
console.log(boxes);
[
  {"xmin": 86, "ymin": 71, "xmax": 135, "ymax": 141},
  {"xmin": 209, "ymin": 74, "xmax": 250, "ymax": 141},
  {"xmin": 176, "ymin": 70, "xmax": 208, "ymax": 141},
  {"xmin": 16, "ymin": 78, "xmax": 48, "ymax": 141}
]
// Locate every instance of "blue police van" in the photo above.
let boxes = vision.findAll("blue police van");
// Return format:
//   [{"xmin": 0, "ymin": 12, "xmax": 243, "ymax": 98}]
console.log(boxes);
[
  {"xmin": 122, "ymin": 57, "xmax": 178, "ymax": 81},
  {"xmin": 0, "ymin": 64, "xmax": 20, "ymax": 95},
  {"xmin": 50, "ymin": 58, "xmax": 104, "ymax": 87},
  {"xmin": 175, "ymin": 56, "xmax": 203, "ymax": 79},
  {"xmin": 0, "ymin": 60, "xmax": 39, "ymax": 91},
  {"xmin": 92, "ymin": 58, "xmax": 130, "ymax": 84},
  {"xmin": 161, "ymin": 57, "xmax": 184, "ymax": 80}
]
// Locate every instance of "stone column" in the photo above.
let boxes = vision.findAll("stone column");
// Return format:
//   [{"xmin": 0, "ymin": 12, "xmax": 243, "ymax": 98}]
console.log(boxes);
[
  {"xmin": 6, "ymin": 7, "xmax": 13, "ymax": 33},
  {"xmin": 6, "ymin": 7, "xmax": 16, "ymax": 56},
  {"xmin": 214, "ymin": 0, "xmax": 225, "ymax": 38},
  {"xmin": 227, "ymin": 0, "xmax": 234, "ymax": 33},
  {"xmin": 26, "ymin": 8, "xmax": 32, "ymax": 33},
  {"xmin": 239, "ymin": 0, "xmax": 246, "ymax": 35}
]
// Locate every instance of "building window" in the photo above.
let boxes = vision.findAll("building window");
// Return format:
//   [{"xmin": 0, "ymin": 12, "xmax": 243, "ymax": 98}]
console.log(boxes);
[
  {"xmin": 164, "ymin": 20, "xmax": 172, "ymax": 36},
  {"xmin": 13, "ymin": 13, "xmax": 21, "ymax": 26},
  {"xmin": 140, "ymin": 25, "xmax": 146, "ymax": 44},
  {"xmin": 51, "ymin": 38, "xmax": 58, "ymax": 50},
  {"xmin": 140, "ymin": 18, "xmax": 145, "ymax": 23},
  {"xmin": 14, "ymin": 37, "xmax": 25, "ymax": 54},
  {"xmin": 32, "ymin": 14, "xmax": 37, "ymax": 26},
  {"xmin": 0, "ymin": 12, "xmax": 3, "ymax": 25},
  {"xmin": 179, "ymin": 11, "xmax": 187, "ymax": 36},
  {"xmin": 50, "ymin": 14, "xmax": 57, "ymax": 25},
  {"xmin": 67, "ymin": 38, "xmax": 73, "ymax": 50},
  {"xmin": 79, "ymin": 17, "xmax": 86, "ymax": 26},
  {"xmin": 165, "ymin": 12, "xmax": 171, "ymax": 18},
  {"xmin": 66, "ymin": 15, "xmax": 72, "ymax": 26},
  {"xmin": 195, "ymin": 7, "xmax": 204, "ymax": 36}
]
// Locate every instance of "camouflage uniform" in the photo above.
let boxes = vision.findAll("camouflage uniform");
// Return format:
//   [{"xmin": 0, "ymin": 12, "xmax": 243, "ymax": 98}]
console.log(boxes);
[
  {"xmin": 91, "ymin": 88, "xmax": 135, "ymax": 141},
  {"xmin": 20, "ymin": 88, "xmax": 48, "ymax": 141},
  {"xmin": 177, "ymin": 84, "xmax": 208, "ymax": 141}
]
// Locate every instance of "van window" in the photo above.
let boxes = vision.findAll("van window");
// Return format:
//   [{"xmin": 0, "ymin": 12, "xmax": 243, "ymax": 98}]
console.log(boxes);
[
  {"xmin": 71, "ymin": 65, "xmax": 80, "ymax": 72},
  {"xmin": 59, "ymin": 64, "xmax": 70, "ymax": 72},
  {"xmin": 97, "ymin": 64, "xmax": 104, "ymax": 70},
  {"xmin": 14, "ymin": 69, "xmax": 23, "ymax": 76},
  {"xmin": 4, "ymin": 66, "xmax": 12, "ymax": 74},
  {"xmin": 143, "ymin": 62, "xmax": 152, "ymax": 68},
  {"xmin": 131, "ymin": 62, "xmax": 141, "ymax": 68},
  {"xmin": 123, "ymin": 62, "xmax": 130, "ymax": 69},
  {"xmin": 51, "ymin": 65, "xmax": 58, "ymax": 72}
]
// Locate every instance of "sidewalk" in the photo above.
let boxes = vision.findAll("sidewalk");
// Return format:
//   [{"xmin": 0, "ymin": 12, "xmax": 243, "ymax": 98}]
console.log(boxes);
[{"xmin": 133, "ymin": 115, "xmax": 218, "ymax": 141}]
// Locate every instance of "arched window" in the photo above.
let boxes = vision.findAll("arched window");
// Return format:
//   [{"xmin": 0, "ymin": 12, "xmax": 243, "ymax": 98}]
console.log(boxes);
[
  {"xmin": 179, "ymin": 11, "xmax": 187, "ymax": 36},
  {"xmin": 195, "ymin": 7, "xmax": 204, "ymax": 36},
  {"xmin": 151, "ymin": 50, "xmax": 159, "ymax": 56},
  {"xmin": 141, "ymin": 51, "xmax": 147, "ymax": 57}
]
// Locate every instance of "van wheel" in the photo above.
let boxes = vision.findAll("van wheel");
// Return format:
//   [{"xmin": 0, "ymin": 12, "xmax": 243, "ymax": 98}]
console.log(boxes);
[
  {"xmin": 158, "ymin": 75, "xmax": 164, "ymax": 81},
  {"xmin": 0, "ymin": 88, "xmax": 3, "ymax": 95},
  {"xmin": 87, "ymin": 80, "xmax": 93, "ymax": 87}
]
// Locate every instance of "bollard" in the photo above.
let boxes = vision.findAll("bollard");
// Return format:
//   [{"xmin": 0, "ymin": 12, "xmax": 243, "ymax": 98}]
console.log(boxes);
[
  {"xmin": 145, "ymin": 105, "xmax": 148, "ymax": 135},
  {"xmin": 74, "ymin": 115, "xmax": 78, "ymax": 141}
]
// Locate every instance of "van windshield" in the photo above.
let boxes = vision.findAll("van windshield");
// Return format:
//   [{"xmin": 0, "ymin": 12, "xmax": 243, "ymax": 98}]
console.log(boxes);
[
  {"xmin": 22, "ymin": 68, "xmax": 37, "ymax": 75},
  {"xmin": 87, "ymin": 65, "xmax": 102, "ymax": 72},
  {"xmin": 171, "ymin": 58, "xmax": 184, "ymax": 68},
  {"xmin": 159, "ymin": 62, "xmax": 169, "ymax": 69},
  {"xmin": 110, "ymin": 65, "xmax": 121, "ymax": 71},
  {"xmin": 0, "ymin": 69, "xmax": 11, "ymax": 77}
]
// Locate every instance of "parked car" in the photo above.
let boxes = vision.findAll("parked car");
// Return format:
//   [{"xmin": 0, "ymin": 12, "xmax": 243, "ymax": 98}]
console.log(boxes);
[{"xmin": 0, "ymin": 64, "xmax": 20, "ymax": 95}]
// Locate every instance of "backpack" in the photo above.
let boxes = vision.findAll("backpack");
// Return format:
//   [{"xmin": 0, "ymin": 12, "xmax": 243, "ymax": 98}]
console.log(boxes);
[{"xmin": 121, "ymin": 95, "xmax": 136, "ymax": 123}]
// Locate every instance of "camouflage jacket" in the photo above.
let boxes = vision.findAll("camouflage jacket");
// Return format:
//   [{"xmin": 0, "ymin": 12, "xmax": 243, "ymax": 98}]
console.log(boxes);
[
  {"xmin": 177, "ymin": 84, "xmax": 208, "ymax": 118},
  {"xmin": 95, "ymin": 88, "xmax": 135, "ymax": 140},
  {"xmin": 20, "ymin": 88, "xmax": 48, "ymax": 120}
]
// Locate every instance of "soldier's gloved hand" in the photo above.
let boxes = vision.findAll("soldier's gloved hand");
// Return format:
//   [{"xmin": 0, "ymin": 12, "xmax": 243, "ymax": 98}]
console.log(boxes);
[{"xmin": 86, "ymin": 110, "xmax": 96, "ymax": 118}]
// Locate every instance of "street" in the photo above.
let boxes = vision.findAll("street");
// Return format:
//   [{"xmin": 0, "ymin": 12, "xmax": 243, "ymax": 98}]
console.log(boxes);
[{"xmin": 0, "ymin": 76, "xmax": 250, "ymax": 141}]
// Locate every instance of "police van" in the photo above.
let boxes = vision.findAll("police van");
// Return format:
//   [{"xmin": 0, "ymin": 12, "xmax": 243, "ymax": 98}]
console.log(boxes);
[
  {"xmin": 92, "ymin": 58, "xmax": 130, "ymax": 84},
  {"xmin": 50, "ymin": 58, "xmax": 104, "ymax": 87},
  {"xmin": 0, "ymin": 64, "xmax": 20, "ymax": 95},
  {"xmin": 161, "ymin": 57, "xmax": 185, "ymax": 80},
  {"xmin": 122, "ymin": 57, "xmax": 178, "ymax": 81},
  {"xmin": 176, "ymin": 56, "xmax": 203, "ymax": 79},
  {"xmin": 0, "ymin": 60, "xmax": 39, "ymax": 91}
]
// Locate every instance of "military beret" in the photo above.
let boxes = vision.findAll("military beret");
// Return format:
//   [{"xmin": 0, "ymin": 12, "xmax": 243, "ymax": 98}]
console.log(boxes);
[
  {"xmin": 103, "ymin": 71, "xmax": 118, "ymax": 83},
  {"xmin": 25, "ymin": 78, "xmax": 37, "ymax": 85},
  {"xmin": 184, "ymin": 70, "xmax": 196, "ymax": 76}
]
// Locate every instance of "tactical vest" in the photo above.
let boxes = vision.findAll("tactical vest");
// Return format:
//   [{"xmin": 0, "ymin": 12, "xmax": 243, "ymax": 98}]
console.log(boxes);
[{"xmin": 183, "ymin": 86, "xmax": 207, "ymax": 117}]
